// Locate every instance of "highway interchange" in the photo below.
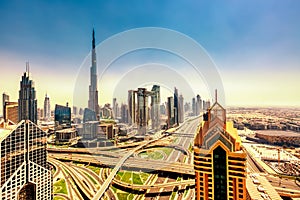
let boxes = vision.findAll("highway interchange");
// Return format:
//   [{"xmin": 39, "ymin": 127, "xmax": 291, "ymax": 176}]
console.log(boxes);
[
  {"xmin": 50, "ymin": 117, "xmax": 200, "ymax": 200},
  {"xmin": 50, "ymin": 115, "xmax": 300, "ymax": 199}
]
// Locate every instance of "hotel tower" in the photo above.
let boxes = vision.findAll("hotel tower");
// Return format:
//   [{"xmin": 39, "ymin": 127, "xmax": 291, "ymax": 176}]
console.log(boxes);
[{"xmin": 194, "ymin": 91, "xmax": 247, "ymax": 200}]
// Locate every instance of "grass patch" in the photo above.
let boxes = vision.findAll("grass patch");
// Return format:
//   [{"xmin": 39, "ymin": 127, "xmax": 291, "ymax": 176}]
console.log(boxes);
[
  {"xmin": 183, "ymin": 189, "xmax": 188, "ymax": 197},
  {"xmin": 53, "ymin": 197, "xmax": 65, "ymax": 200},
  {"xmin": 117, "ymin": 192, "xmax": 129, "ymax": 200},
  {"xmin": 117, "ymin": 171, "xmax": 124, "ymax": 177},
  {"xmin": 170, "ymin": 191, "xmax": 176, "ymax": 200},
  {"xmin": 132, "ymin": 173, "xmax": 143, "ymax": 185},
  {"xmin": 140, "ymin": 172, "xmax": 150, "ymax": 183},
  {"xmin": 140, "ymin": 150, "xmax": 163, "ymax": 160},
  {"xmin": 53, "ymin": 179, "xmax": 68, "ymax": 194},
  {"xmin": 121, "ymin": 171, "xmax": 132, "ymax": 184},
  {"xmin": 159, "ymin": 147, "xmax": 173, "ymax": 156},
  {"xmin": 51, "ymin": 167, "xmax": 56, "ymax": 175},
  {"xmin": 188, "ymin": 143, "xmax": 193, "ymax": 153},
  {"xmin": 128, "ymin": 193, "xmax": 134, "ymax": 200},
  {"xmin": 86, "ymin": 165, "xmax": 101, "ymax": 175}
]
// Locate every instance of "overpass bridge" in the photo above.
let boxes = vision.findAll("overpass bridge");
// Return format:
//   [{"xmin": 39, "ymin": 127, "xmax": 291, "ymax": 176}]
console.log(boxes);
[
  {"xmin": 49, "ymin": 153, "xmax": 194, "ymax": 176},
  {"xmin": 112, "ymin": 177, "xmax": 194, "ymax": 190}
]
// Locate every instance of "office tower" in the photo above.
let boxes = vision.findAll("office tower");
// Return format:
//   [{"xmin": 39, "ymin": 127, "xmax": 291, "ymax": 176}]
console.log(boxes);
[
  {"xmin": 79, "ymin": 108, "xmax": 83, "ymax": 115},
  {"xmin": 112, "ymin": 98, "xmax": 117, "ymax": 118},
  {"xmin": 196, "ymin": 94, "xmax": 202, "ymax": 115},
  {"xmin": 137, "ymin": 88, "xmax": 149, "ymax": 134},
  {"xmin": 120, "ymin": 104, "xmax": 129, "ymax": 123},
  {"xmin": 0, "ymin": 120, "xmax": 52, "ymax": 199},
  {"xmin": 167, "ymin": 96, "xmax": 175, "ymax": 128},
  {"xmin": 178, "ymin": 94, "xmax": 184, "ymax": 123},
  {"xmin": 2, "ymin": 93, "xmax": 9, "ymax": 116},
  {"xmin": 128, "ymin": 90, "xmax": 136, "ymax": 125},
  {"xmin": 73, "ymin": 106, "xmax": 78, "ymax": 115},
  {"xmin": 194, "ymin": 91, "xmax": 247, "ymax": 200},
  {"xmin": 54, "ymin": 104, "xmax": 71, "ymax": 128},
  {"xmin": 174, "ymin": 87, "xmax": 179, "ymax": 125},
  {"xmin": 3, "ymin": 94, "xmax": 18, "ymax": 124},
  {"xmin": 43, "ymin": 94, "xmax": 50, "ymax": 121},
  {"xmin": 160, "ymin": 103, "xmax": 166, "ymax": 115},
  {"xmin": 88, "ymin": 29, "xmax": 99, "ymax": 116},
  {"xmin": 184, "ymin": 102, "xmax": 190, "ymax": 113},
  {"xmin": 151, "ymin": 85, "xmax": 160, "ymax": 130},
  {"xmin": 192, "ymin": 98, "xmax": 196, "ymax": 116},
  {"xmin": 18, "ymin": 63, "xmax": 37, "ymax": 124},
  {"xmin": 3, "ymin": 102, "xmax": 18, "ymax": 124},
  {"xmin": 37, "ymin": 108, "xmax": 43, "ymax": 121},
  {"xmin": 100, "ymin": 103, "xmax": 113, "ymax": 119}
]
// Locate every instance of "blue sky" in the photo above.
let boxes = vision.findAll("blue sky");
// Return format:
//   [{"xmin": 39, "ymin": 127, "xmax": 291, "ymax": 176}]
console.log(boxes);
[{"xmin": 0, "ymin": 0, "xmax": 299, "ymax": 108}]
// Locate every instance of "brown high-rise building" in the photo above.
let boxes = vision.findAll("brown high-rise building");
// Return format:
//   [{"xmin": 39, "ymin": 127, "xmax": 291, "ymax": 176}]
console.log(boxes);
[
  {"xmin": 194, "ymin": 91, "xmax": 247, "ymax": 200},
  {"xmin": 4, "ymin": 102, "xmax": 18, "ymax": 124}
]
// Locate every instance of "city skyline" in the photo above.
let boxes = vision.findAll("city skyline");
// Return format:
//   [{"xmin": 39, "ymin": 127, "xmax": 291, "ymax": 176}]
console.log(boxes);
[{"xmin": 0, "ymin": 1, "xmax": 300, "ymax": 110}]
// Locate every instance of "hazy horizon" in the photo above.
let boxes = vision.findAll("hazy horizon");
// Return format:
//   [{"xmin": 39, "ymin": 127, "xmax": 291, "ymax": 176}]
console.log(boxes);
[{"xmin": 0, "ymin": 1, "xmax": 299, "ymax": 111}]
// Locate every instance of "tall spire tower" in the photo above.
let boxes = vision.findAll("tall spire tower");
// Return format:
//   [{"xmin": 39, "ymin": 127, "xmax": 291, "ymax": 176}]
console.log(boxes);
[
  {"xmin": 18, "ymin": 62, "xmax": 37, "ymax": 123},
  {"xmin": 88, "ymin": 28, "xmax": 99, "ymax": 116}
]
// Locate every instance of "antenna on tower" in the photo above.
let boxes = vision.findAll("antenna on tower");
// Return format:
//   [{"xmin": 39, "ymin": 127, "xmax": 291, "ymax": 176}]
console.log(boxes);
[
  {"xmin": 215, "ymin": 89, "xmax": 218, "ymax": 103},
  {"xmin": 26, "ymin": 62, "xmax": 30, "ymax": 77}
]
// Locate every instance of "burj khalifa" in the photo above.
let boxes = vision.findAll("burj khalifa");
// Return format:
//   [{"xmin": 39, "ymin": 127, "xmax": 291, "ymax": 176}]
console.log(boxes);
[{"xmin": 88, "ymin": 29, "xmax": 99, "ymax": 116}]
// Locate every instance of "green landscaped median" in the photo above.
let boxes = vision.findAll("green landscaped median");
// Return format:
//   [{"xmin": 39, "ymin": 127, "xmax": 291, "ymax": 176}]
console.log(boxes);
[
  {"xmin": 53, "ymin": 197, "xmax": 65, "ymax": 200},
  {"xmin": 132, "ymin": 173, "xmax": 143, "ymax": 185},
  {"xmin": 139, "ymin": 150, "xmax": 163, "ymax": 160},
  {"xmin": 117, "ymin": 170, "xmax": 150, "ymax": 185},
  {"xmin": 159, "ymin": 147, "xmax": 173, "ymax": 156},
  {"xmin": 53, "ymin": 179, "xmax": 67, "ymax": 194},
  {"xmin": 86, "ymin": 165, "xmax": 101, "ymax": 175}
]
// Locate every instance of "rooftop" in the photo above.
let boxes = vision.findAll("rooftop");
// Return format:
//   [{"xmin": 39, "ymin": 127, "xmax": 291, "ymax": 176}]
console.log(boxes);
[{"xmin": 0, "ymin": 127, "xmax": 13, "ymax": 141}]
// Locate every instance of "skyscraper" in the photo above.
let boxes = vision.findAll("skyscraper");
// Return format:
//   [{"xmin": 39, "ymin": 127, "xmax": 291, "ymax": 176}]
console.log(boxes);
[
  {"xmin": 178, "ymin": 94, "xmax": 184, "ymax": 123},
  {"xmin": 192, "ymin": 97, "xmax": 196, "ymax": 116},
  {"xmin": 2, "ymin": 93, "xmax": 9, "ymax": 116},
  {"xmin": 194, "ymin": 91, "xmax": 247, "ymax": 200},
  {"xmin": 0, "ymin": 120, "xmax": 52, "ymax": 199},
  {"xmin": 137, "ymin": 88, "xmax": 149, "ymax": 134},
  {"xmin": 174, "ymin": 87, "xmax": 179, "ymax": 125},
  {"xmin": 54, "ymin": 104, "xmax": 71, "ymax": 128},
  {"xmin": 196, "ymin": 94, "xmax": 202, "ymax": 115},
  {"xmin": 150, "ymin": 85, "xmax": 160, "ymax": 130},
  {"xmin": 120, "ymin": 104, "xmax": 129, "ymax": 123},
  {"xmin": 112, "ymin": 98, "xmax": 119, "ymax": 119},
  {"xmin": 2, "ymin": 93, "xmax": 18, "ymax": 124},
  {"xmin": 167, "ymin": 96, "xmax": 175, "ymax": 128},
  {"xmin": 43, "ymin": 94, "xmax": 50, "ymax": 121},
  {"xmin": 88, "ymin": 29, "xmax": 99, "ymax": 117},
  {"xmin": 128, "ymin": 90, "xmax": 136, "ymax": 125},
  {"xmin": 3, "ymin": 102, "xmax": 18, "ymax": 124},
  {"xmin": 18, "ymin": 63, "xmax": 37, "ymax": 124}
]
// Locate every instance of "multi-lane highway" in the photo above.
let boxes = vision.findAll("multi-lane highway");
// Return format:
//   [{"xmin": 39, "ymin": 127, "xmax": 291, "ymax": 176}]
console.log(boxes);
[
  {"xmin": 145, "ymin": 116, "xmax": 200, "ymax": 200},
  {"xmin": 50, "ymin": 116, "xmax": 200, "ymax": 200}
]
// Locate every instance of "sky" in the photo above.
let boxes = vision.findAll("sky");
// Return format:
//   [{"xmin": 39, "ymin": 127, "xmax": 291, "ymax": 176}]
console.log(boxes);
[{"xmin": 0, "ymin": 0, "xmax": 299, "ymax": 111}]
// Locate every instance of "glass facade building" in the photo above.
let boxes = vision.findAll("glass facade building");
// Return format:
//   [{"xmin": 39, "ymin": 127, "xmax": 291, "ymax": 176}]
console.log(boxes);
[
  {"xmin": 0, "ymin": 120, "xmax": 52, "ymax": 199},
  {"xmin": 54, "ymin": 104, "xmax": 71, "ymax": 127}
]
